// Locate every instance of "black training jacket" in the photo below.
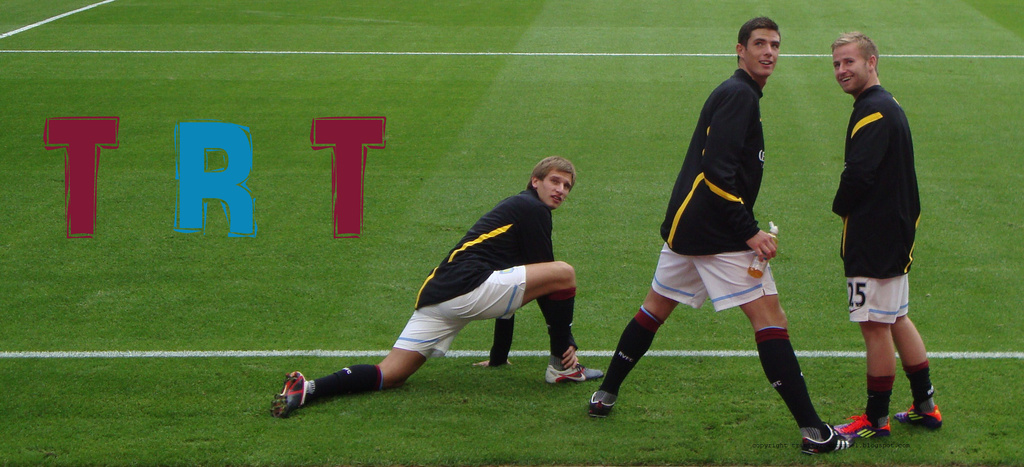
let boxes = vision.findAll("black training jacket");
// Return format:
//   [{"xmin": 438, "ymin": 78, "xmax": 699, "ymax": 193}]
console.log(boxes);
[
  {"xmin": 415, "ymin": 189, "xmax": 553, "ymax": 309},
  {"xmin": 833, "ymin": 85, "xmax": 921, "ymax": 278},
  {"xmin": 661, "ymin": 69, "xmax": 765, "ymax": 255}
]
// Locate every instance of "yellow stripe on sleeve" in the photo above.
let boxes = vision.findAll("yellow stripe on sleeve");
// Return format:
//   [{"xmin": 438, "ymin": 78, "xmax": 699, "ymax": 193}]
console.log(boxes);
[
  {"xmin": 904, "ymin": 213, "xmax": 921, "ymax": 273},
  {"xmin": 666, "ymin": 174, "xmax": 746, "ymax": 249},
  {"xmin": 841, "ymin": 216, "xmax": 848, "ymax": 258},
  {"xmin": 851, "ymin": 112, "xmax": 883, "ymax": 138},
  {"xmin": 703, "ymin": 178, "xmax": 744, "ymax": 204},
  {"xmin": 415, "ymin": 223, "xmax": 513, "ymax": 308},
  {"xmin": 447, "ymin": 224, "xmax": 512, "ymax": 263}
]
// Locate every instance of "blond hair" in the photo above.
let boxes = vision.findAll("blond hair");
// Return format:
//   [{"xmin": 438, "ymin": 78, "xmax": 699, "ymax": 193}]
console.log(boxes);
[{"xmin": 832, "ymin": 31, "xmax": 879, "ymax": 62}]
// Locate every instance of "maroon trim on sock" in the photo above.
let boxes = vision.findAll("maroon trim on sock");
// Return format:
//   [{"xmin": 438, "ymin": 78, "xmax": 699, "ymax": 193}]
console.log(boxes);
[
  {"xmin": 754, "ymin": 327, "xmax": 789, "ymax": 344},
  {"xmin": 374, "ymin": 365, "xmax": 383, "ymax": 391},
  {"xmin": 548, "ymin": 287, "xmax": 576, "ymax": 301},
  {"xmin": 867, "ymin": 374, "xmax": 895, "ymax": 392},
  {"xmin": 903, "ymin": 359, "xmax": 929, "ymax": 374},
  {"xmin": 633, "ymin": 309, "xmax": 662, "ymax": 333}
]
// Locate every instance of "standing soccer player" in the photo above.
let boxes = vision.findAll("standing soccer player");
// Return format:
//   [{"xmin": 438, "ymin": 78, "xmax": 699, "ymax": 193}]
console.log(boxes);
[
  {"xmin": 829, "ymin": 32, "xmax": 941, "ymax": 439},
  {"xmin": 271, "ymin": 156, "xmax": 602, "ymax": 418},
  {"xmin": 585, "ymin": 17, "xmax": 850, "ymax": 455}
]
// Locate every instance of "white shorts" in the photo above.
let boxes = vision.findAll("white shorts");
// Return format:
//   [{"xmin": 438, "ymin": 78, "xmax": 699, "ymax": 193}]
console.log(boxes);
[
  {"xmin": 847, "ymin": 275, "xmax": 909, "ymax": 323},
  {"xmin": 395, "ymin": 266, "xmax": 527, "ymax": 358},
  {"xmin": 651, "ymin": 244, "xmax": 777, "ymax": 312}
]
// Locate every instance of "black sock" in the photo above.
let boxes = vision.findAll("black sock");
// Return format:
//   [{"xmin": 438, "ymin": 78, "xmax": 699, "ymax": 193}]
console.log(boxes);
[
  {"xmin": 599, "ymin": 308, "xmax": 661, "ymax": 396},
  {"xmin": 537, "ymin": 288, "xmax": 577, "ymax": 361},
  {"xmin": 307, "ymin": 364, "xmax": 381, "ymax": 402},
  {"xmin": 866, "ymin": 374, "xmax": 895, "ymax": 424},
  {"xmin": 755, "ymin": 327, "xmax": 824, "ymax": 431},
  {"xmin": 904, "ymin": 360, "xmax": 935, "ymax": 410}
]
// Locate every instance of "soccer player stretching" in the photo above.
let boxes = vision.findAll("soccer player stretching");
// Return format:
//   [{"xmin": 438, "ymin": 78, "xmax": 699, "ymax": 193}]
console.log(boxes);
[
  {"xmin": 830, "ymin": 32, "xmax": 941, "ymax": 440},
  {"xmin": 586, "ymin": 17, "xmax": 850, "ymax": 455},
  {"xmin": 272, "ymin": 156, "xmax": 601, "ymax": 418}
]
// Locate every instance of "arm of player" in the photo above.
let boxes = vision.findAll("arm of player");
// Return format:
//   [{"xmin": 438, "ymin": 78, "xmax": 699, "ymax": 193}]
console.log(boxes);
[
  {"xmin": 746, "ymin": 229, "xmax": 778, "ymax": 260},
  {"xmin": 833, "ymin": 111, "xmax": 889, "ymax": 217},
  {"xmin": 702, "ymin": 91, "xmax": 761, "ymax": 242},
  {"xmin": 517, "ymin": 201, "xmax": 555, "ymax": 265},
  {"xmin": 560, "ymin": 345, "xmax": 579, "ymax": 369},
  {"xmin": 474, "ymin": 316, "xmax": 514, "ymax": 367}
]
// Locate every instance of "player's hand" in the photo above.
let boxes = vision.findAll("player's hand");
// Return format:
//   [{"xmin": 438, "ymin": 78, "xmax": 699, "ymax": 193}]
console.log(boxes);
[
  {"xmin": 472, "ymin": 359, "xmax": 511, "ymax": 367},
  {"xmin": 746, "ymin": 230, "xmax": 778, "ymax": 260},
  {"xmin": 561, "ymin": 346, "xmax": 579, "ymax": 369}
]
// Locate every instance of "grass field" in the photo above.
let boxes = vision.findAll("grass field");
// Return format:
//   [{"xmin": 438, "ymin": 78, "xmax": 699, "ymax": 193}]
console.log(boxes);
[{"xmin": 2, "ymin": 1, "xmax": 1023, "ymax": 465}]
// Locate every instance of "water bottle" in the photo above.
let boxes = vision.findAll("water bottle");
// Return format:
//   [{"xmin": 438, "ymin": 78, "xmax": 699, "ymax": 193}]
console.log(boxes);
[{"xmin": 748, "ymin": 221, "xmax": 778, "ymax": 278}]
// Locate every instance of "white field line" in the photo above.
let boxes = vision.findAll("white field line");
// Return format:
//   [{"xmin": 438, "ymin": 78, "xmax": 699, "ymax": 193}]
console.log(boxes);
[
  {"xmin": 0, "ymin": 349, "xmax": 1021, "ymax": 359},
  {"xmin": 0, "ymin": 0, "xmax": 118, "ymax": 40},
  {"xmin": 0, "ymin": 49, "xmax": 1023, "ymax": 59}
]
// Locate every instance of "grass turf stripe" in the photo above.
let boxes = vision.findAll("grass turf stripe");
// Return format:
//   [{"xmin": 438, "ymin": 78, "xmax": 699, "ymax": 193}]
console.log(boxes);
[{"xmin": 1, "ymin": 350, "xmax": 1021, "ymax": 359}]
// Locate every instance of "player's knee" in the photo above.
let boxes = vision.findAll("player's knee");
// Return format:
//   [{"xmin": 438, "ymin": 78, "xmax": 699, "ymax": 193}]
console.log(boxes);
[
  {"xmin": 742, "ymin": 299, "xmax": 787, "ymax": 330},
  {"xmin": 860, "ymin": 320, "xmax": 893, "ymax": 339},
  {"xmin": 380, "ymin": 369, "xmax": 412, "ymax": 389},
  {"xmin": 553, "ymin": 261, "xmax": 576, "ymax": 287},
  {"xmin": 382, "ymin": 378, "xmax": 406, "ymax": 389}
]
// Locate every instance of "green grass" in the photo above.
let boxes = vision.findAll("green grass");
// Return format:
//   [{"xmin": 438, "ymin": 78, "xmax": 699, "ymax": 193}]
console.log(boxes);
[
  {"xmin": 2, "ymin": 0, "xmax": 1023, "ymax": 465},
  {"xmin": 1, "ymin": 356, "xmax": 1018, "ymax": 465}
]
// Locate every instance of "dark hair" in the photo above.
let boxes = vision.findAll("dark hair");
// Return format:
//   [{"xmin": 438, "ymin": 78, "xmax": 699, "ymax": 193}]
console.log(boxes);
[{"xmin": 738, "ymin": 17, "xmax": 779, "ymax": 47}]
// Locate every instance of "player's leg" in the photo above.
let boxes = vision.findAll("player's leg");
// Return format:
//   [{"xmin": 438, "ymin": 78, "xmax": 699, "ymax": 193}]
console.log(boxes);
[
  {"xmin": 378, "ymin": 348, "xmax": 428, "ymax": 388},
  {"xmin": 740, "ymin": 295, "xmax": 847, "ymax": 452},
  {"xmin": 309, "ymin": 306, "xmax": 458, "ymax": 396},
  {"xmin": 862, "ymin": 322, "xmax": 896, "ymax": 429},
  {"xmin": 739, "ymin": 292, "xmax": 788, "ymax": 330},
  {"xmin": 590, "ymin": 244, "xmax": 700, "ymax": 417},
  {"xmin": 308, "ymin": 348, "xmax": 429, "ymax": 398},
  {"xmin": 835, "ymin": 321, "xmax": 895, "ymax": 438},
  {"xmin": 687, "ymin": 251, "xmax": 829, "ymax": 440},
  {"xmin": 525, "ymin": 262, "xmax": 576, "ymax": 361},
  {"xmin": 589, "ymin": 288, "xmax": 677, "ymax": 417},
  {"xmin": 892, "ymin": 315, "xmax": 941, "ymax": 428},
  {"xmin": 480, "ymin": 262, "xmax": 571, "ymax": 368},
  {"xmin": 298, "ymin": 354, "xmax": 402, "ymax": 412},
  {"xmin": 861, "ymin": 322, "xmax": 897, "ymax": 376},
  {"xmin": 522, "ymin": 261, "xmax": 575, "ymax": 303},
  {"xmin": 521, "ymin": 262, "xmax": 602, "ymax": 382},
  {"xmin": 271, "ymin": 361, "xmax": 387, "ymax": 419},
  {"xmin": 271, "ymin": 303, "xmax": 466, "ymax": 419},
  {"xmin": 741, "ymin": 295, "xmax": 821, "ymax": 430},
  {"xmin": 273, "ymin": 348, "xmax": 426, "ymax": 418},
  {"xmin": 891, "ymin": 315, "xmax": 926, "ymax": 364}
]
